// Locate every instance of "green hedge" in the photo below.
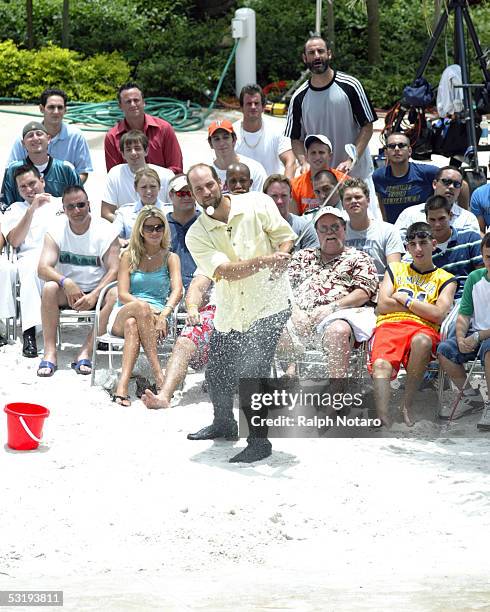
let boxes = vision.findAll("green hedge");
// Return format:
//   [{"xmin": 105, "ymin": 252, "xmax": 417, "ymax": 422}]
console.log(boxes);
[
  {"xmin": 0, "ymin": 0, "xmax": 489, "ymax": 107},
  {"xmin": 0, "ymin": 40, "xmax": 130, "ymax": 102}
]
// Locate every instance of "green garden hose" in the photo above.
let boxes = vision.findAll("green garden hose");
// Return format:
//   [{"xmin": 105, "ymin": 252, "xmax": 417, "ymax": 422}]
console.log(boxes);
[{"xmin": 0, "ymin": 40, "xmax": 239, "ymax": 132}]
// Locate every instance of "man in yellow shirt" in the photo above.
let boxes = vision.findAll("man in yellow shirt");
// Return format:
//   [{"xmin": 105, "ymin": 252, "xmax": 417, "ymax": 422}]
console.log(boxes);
[
  {"xmin": 370, "ymin": 222, "xmax": 457, "ymax": 427},
  {"xmin": 185, "ymin": 164, "xmax": 296, "ymax": 463}
]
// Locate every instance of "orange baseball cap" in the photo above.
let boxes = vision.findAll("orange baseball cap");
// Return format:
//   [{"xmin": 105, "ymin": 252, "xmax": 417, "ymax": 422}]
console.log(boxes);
[{"xmin": 208, "ymin": 119, "xmax": 235, "ymax": 137}]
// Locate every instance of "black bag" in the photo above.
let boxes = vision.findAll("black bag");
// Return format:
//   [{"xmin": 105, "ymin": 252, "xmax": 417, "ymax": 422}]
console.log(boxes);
[
  {"xmin": 402, "ymin": 77, "xmax": 434, "ymax": 108},
  {"xmin": 431, "ymin": 119, "xmax": 481, "ymax": 157}
]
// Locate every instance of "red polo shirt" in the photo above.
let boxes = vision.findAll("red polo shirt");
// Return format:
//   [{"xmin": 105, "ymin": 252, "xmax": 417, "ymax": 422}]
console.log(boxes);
[{"xmin": 104, "ymin": 113, "xmax": 183, "ymax": 174}]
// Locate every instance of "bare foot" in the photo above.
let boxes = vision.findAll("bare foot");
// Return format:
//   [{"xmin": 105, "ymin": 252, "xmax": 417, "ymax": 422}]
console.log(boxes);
[
  {"xmin": 283, "ymin": 362, "xmax": 297, "ymax": 378},
  {"xmin": 376, "ymin": 410, "xmax": 392, "ymax": 429},
  {"xmin": 400, "ymin": 405, "xmax": 414, "ymax": 427},
  {"xmin": 142, "ymin": 389, "xmax": 171, "ymax": 409}
]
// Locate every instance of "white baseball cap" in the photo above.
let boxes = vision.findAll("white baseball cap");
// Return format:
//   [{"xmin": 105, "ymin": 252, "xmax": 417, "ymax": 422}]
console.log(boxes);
[
  {"xmin": 314, "ymin": 206, "xmax": 346, "ymax": 227},
  {"xmin": 304, "ymin": 134, "xmax": 333, "ymax": 151}
]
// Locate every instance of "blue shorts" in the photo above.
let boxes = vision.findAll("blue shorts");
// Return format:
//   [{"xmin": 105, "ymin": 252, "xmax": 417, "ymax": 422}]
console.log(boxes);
[{"xmin": 437, "ymin": 335, "xmax": 490, "ymax": 367}]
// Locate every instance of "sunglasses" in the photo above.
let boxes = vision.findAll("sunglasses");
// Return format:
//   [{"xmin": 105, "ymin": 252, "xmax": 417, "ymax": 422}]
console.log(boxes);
[
  {"xmin": 174, "ymin": 189, "xmax": 192, "ymax": 198},
  {"xmin": 143, "ymin": 223, "xmax": 165, "ymax": 234},
  {"xmin": 316, "ymin": 222, "xmax": 343, "ymax": 234},
  {"xmin": 386, "ymin": 142, "xmax": 409, "ymax": 150},
  {"xmin": 406, "ymin": 231, "xmax": 433, "ymax": 242},
  {"xmin": 64, "ymin": 202, "xmax": 87, "ymax": 211},
  {"xmin": 437, "ymin": 177, "xmax": 462, "ymax": 189}
]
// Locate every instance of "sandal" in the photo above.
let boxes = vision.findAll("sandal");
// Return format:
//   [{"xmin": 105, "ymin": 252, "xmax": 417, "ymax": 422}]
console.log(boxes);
[
  {"xmin": 71, "ymin": 358, "xmax": 92, "ymax": 375},
  {"xmin": 111, "ymin": 394, "xmax": 131, "ymax": 407},
  {"xmin": 37, "ymin": 360, "xmax": 57, "ymax": 377}
]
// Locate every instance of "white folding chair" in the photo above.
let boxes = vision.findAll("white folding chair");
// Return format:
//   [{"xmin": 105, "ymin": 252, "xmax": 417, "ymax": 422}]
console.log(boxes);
[{"xmin": 90, "ymin": 282, "xmax": 178, "ymax": 386}]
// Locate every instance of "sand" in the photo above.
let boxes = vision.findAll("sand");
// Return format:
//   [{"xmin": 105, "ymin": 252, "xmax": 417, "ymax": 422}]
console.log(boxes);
[{"xmin": 0, "ymin": 107, "xmax": 489, "ymax": 611}]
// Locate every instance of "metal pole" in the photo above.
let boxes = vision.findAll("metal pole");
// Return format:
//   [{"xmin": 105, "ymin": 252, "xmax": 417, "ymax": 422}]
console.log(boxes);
[
  {"xmin": 233, "ymin": 8, "xmax": 256, "ymax": 97},
  {"xmin": 315, "ymin": 0, "xmax": 322, "ymax": 35}
]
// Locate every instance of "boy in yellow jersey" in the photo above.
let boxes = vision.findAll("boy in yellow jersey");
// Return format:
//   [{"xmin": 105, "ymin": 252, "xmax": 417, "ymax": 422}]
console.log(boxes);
[{"xmin": 370, "ymin": 222, "xmax": 458, "ymax": 427}]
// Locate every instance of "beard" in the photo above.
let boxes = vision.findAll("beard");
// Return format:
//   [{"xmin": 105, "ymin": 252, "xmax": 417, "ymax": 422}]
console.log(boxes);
[{"xmin": 305, "ymin": 58, "xmax": 329, "ymax": 75}]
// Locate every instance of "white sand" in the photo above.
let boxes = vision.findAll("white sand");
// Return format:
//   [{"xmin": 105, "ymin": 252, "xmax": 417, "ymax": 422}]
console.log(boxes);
[
  {"xmin": 1, "ymin": 328, "xmax": 489, "ymax": 611},
  {"xmin": 1, "ymin": 108, "xmax": 489, "ymax": 611}
]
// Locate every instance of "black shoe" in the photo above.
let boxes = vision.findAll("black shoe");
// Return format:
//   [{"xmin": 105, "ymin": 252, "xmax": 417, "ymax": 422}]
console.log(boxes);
[
  {"xmin": 22, "ymin": 328, "xmax": 38, "ymax": 358},
  {"xmin": 0, "ymin": 334, "xmax": 7, "ymax": 347},
  {"xmin": 229, "ymin": 439, "xmax": 272, "ymax": 463},
  {"xmin": 187, "ymin": 422, "xmax": 238, "ymax": 441}
]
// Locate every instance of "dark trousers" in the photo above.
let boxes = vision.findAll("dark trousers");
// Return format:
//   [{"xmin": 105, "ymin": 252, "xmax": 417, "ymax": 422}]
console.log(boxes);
[{"xmin": 205, "ymin": 308, "xmax": 291, "ymax": 440}]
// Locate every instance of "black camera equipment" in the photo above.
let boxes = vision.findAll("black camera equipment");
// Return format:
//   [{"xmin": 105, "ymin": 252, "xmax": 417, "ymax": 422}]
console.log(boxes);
[{"xmin": 390, "ymin": 0, "xmax": 490, "ymax": 186}]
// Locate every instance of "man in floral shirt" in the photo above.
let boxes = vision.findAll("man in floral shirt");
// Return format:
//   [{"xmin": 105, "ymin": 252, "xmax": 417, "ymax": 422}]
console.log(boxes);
[{"xmin": 283, "ymin": 206, "xmax": 378, "ymax": 377}]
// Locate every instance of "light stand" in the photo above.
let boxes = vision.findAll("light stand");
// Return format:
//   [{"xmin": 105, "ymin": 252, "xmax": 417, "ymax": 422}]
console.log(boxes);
[{"xmin": 393, "ymin": 0, "xmax": 490, "ymax": 175}]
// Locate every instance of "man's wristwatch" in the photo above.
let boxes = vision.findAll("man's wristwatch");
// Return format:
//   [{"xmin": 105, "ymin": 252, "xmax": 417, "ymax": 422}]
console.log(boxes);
[{"xmin": 471, "ymin": 331, "xmax": 481, "ymax": 344}]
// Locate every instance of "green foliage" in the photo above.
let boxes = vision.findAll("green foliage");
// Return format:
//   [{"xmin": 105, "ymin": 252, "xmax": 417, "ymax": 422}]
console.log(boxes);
[
  {"xmin": 134, "ymin": 12, "xmax": 233, "ymax": 101},
  {"xmin": 0, "ymin": 40, "xmax": 130, "ymax": 102},
  {"xmin": 0, "ymin": 0, "xmax": 489, "ymax": 106}
]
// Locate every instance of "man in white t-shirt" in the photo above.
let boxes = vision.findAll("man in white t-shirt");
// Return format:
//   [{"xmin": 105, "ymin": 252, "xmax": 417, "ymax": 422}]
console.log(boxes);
[
  {"xmin": 233, "ymin": 84, "xmax": 295, "ymax": 179},
  {"xmin": 101, "ymin": 129, "xmax": 174, "ymax": 222},
  {"xmin": 208, "ymin": 119, "xmax": 267, "ymax": 193},
  {"xmin": 37, "ymin": 186, "xmax": 119, "ymax": 377},
  {"xmin": 395, "ymin": 166, "xmax": 480, "ymax": 241},
  {"xmin": 1, "ymin": 165, "xmax": 63, "ymax": 358},
  {"xmin": 342, "ymin": 178, "xmax": 404, "ymax": 276}
]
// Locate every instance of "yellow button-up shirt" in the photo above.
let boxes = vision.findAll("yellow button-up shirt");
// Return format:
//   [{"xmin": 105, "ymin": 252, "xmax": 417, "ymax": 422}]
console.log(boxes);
[{"xmin": 185, "ymin": 192, "xmax": 297, "ymax": 332}]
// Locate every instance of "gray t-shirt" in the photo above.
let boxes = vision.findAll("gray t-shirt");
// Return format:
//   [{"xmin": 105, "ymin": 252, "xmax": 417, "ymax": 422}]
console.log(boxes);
[
  {"xmin": 288, "ymin": 213, "xmax": 319, "ymax": 250},
  {"xmin": 285, "ymin": 71, "xmax": 377, "ymax": 180},
  {"xmin": 345, "ymin": 220, "xmax": 404, "ymax": 276}
]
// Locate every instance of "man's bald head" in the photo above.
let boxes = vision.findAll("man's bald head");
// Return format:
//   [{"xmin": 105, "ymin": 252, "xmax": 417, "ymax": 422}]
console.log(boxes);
[{"xmin": 226, "ymin": 162, "xmax": 252, "ymax": 195}]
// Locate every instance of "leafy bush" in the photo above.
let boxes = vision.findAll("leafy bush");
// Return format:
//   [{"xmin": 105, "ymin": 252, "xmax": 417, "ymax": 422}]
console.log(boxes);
[{"xmin": 0, "ymin": 40, "xmax": 130, "ymax": 102}]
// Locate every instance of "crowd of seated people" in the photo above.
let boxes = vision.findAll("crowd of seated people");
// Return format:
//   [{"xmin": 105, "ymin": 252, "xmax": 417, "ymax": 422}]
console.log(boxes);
[{"xmin": 1, "ymin": 73, "xmax": 489, "ymax": 432}]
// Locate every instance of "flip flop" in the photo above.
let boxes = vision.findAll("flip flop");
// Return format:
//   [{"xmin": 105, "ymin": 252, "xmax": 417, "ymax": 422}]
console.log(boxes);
[
  {"xmin": 71, "ymin": 359, "xmax": 92, "ymax": 375},
  {"xmin": 37, "ymin": 360, "xmax": 57, "ymax": 377},
  {"xmin": 111, "ymin": 394, "xmax": 131, "ymax": 407}
]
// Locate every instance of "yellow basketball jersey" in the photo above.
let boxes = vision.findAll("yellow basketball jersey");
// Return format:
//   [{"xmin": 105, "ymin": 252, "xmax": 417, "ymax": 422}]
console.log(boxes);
[{"xmin": 377, "ymin": 262, "xmax": 456, "ymax": 330}]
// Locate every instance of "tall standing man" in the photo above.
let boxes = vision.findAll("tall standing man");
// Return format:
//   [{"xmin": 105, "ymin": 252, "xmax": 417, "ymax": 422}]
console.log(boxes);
[
  {"xmin": 233, "ymin": 84, "xmax": 296, "ymax": 178},
  {"xmin": 185, "ymin": 164, "xmax": 296, "ymax": 463},
  {"xmin": 7, "ymin": 88, "xmax": 93, "ymax": 184},
  {"xmin": 285, "ymin": 36, "xmax": 379, "ymax": 216},
  {"xmin": 104, "ymin": 82, "xmax": 183, "ymax": 174}
]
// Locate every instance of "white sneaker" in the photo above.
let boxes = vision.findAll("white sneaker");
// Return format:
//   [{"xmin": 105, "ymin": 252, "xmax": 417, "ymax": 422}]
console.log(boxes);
[
  {"xmin": 439, "ymin": 390, "xmax": 485, "ymax": 420},
  {"xmin": 477, "ymin": 402, "xmax": 490, "ymax": 431}
]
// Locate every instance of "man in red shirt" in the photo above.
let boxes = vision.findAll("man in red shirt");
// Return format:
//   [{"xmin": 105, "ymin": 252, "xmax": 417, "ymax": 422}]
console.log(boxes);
[{"xmin": 104, "ymin": 82, "xmax": 183, "ymax": 174}]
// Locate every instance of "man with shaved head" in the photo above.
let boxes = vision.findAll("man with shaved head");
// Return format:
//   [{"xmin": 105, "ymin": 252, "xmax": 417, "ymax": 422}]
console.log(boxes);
[{"xmin": 225, "ymin": 162, "xmax": 253, "ymax": 195}]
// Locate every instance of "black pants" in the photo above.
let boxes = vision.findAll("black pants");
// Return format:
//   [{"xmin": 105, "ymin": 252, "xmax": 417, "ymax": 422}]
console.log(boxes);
[{"xmin": 206, "ymin": 308, "xmax": 291, "ymax": 440}]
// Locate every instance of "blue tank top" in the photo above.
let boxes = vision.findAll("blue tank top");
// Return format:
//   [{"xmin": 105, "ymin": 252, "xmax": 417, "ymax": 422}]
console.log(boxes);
[{"xmin": 118, "ymin": 264, "xmax": 171, "ymax": 311}]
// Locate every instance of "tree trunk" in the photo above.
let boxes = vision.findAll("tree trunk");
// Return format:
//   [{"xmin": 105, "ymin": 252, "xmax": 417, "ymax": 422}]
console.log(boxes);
[
  {"xmin": 62, "ymin": 0, "xmax": 70, "ymax": 48},
  {"xmin": 26, "ymin": 0, "xmax": 33, "ymax": 49},
  {"xmin": 366, "ymin": 0, "xmax": 380, "ymax": 64},
  {"xmin": 326, "ymin": 0, "xmax": 335, "ymax": 49}
]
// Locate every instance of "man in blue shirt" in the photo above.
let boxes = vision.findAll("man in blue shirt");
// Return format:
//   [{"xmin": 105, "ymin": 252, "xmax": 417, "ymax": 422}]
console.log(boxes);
[
  {"xmin": 1, "ymin": 122, "xmax": 81, "ymax": 208},
  {"xmin": 424, "ymin": 195, "xmax": 483, "ymax": 299},
  {"xmin": 166, "ymin": 174, "xmax": 200, "ymax": 290},
  {"xmin": 373, "ymin": 132, "xmax": 439, "ymax": 223},
  {"xmin": 7, "ymin": 89, "xmax": 93, "ymax": 184},
  {"xmin": 470, "ymin": 181, "xmax": 490, "ymax": 233}
]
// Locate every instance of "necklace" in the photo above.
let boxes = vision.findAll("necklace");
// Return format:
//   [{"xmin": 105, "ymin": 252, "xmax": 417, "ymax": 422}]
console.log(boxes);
[
  {"xmin": 145, "ymin": 251, "xmax": 160, "ymax": 261},
  {"xmin": 241, "ymin": 122, "xmax": 263, "ymax": 149}
]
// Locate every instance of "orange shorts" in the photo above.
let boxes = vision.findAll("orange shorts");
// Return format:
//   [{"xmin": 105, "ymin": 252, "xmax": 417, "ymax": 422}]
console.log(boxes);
[{"xmin": 368, "ymin": 320, "xmax": 440, "ymax": 377}]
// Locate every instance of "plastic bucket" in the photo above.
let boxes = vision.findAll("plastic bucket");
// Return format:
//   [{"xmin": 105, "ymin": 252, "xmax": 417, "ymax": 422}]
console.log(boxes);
[{"xmin": 4, "ymin": 403, "xmax": 50, "ymax": 450}]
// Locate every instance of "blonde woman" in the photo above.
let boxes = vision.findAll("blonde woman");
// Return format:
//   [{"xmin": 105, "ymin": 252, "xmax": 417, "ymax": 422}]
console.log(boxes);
[
  {"xmin": 108, "ymin": 206, "xmax": 183, "ymax": 406},
  {"xmin": 113, "ymin": 167, "xmax": 167, "ymax": 244}
]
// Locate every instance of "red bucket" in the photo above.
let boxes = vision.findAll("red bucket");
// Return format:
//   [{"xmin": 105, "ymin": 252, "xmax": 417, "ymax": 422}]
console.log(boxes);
[{"xmin": 4, "ymin": 403, "xmax": 50, "ymax": 450}]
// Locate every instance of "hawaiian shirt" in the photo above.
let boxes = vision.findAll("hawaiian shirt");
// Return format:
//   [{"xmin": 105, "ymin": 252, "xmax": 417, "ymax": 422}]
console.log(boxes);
[{"xmin": 288, "ymin": 247, "xmax": 378, "ymax": 312}]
